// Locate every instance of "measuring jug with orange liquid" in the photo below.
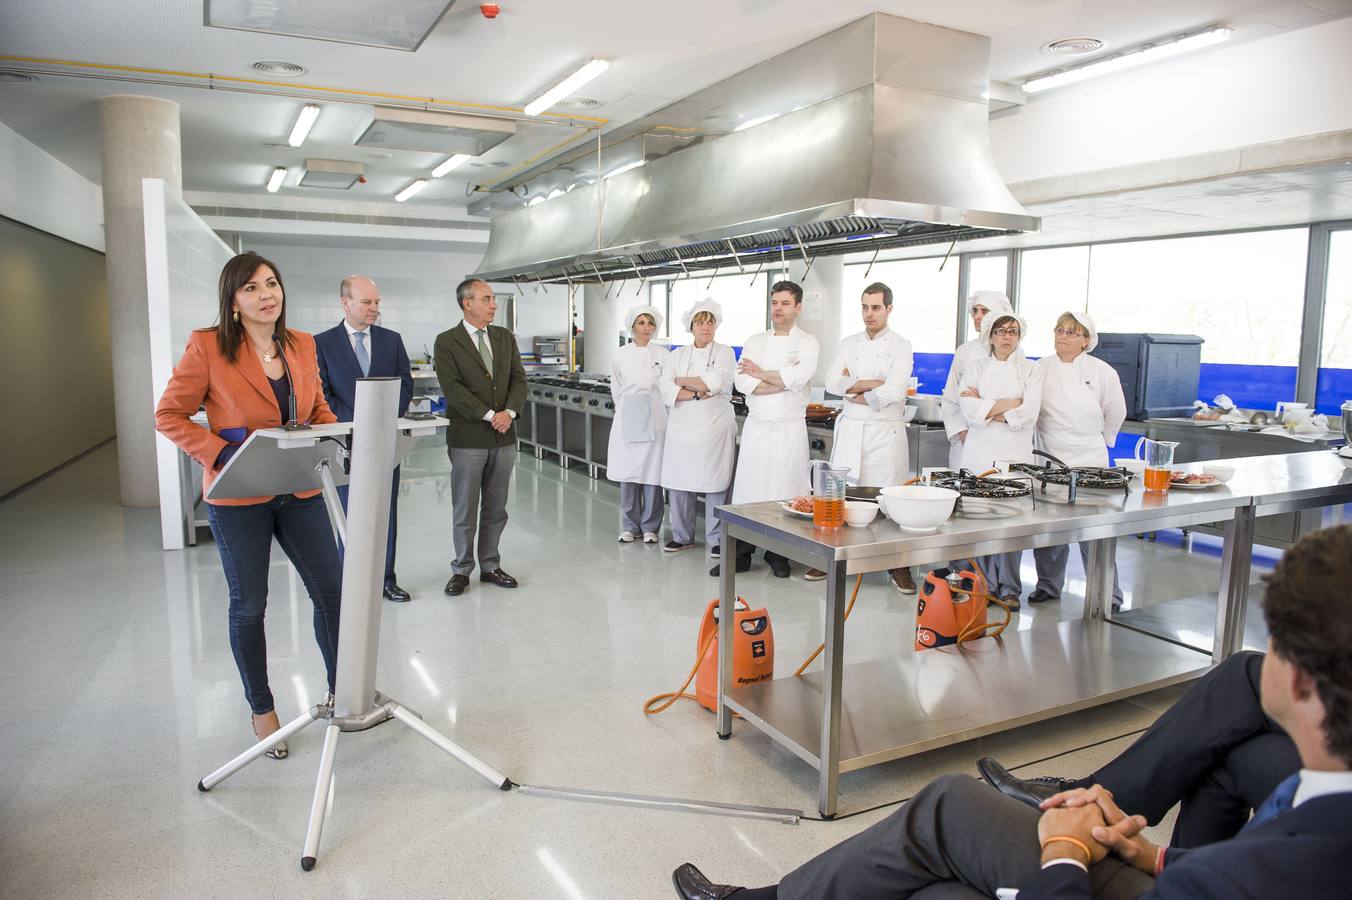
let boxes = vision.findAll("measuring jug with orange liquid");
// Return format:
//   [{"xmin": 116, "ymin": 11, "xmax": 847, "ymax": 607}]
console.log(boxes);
[
  {"xmin": 1134, "ymin": 437, "xmax": 1179, "ymax": 492},
  {"xmin": 810, "ymin": 461, "xmax": 850, "ymax": 529}
]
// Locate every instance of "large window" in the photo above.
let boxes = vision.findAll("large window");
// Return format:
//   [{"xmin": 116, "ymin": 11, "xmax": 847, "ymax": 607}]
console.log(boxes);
[
  {"xmin": 963, "ymin": 253, "xmax": 1010, "ymax": 342},
  {"xmin": 1316, "ymin": 228, "xmax": 1352, "ymax": 414},
  {"xmin": 840, "ymin": 255, "xmax": 960, "ymax": 394},
  {"xmin": 1018, "ymin": 247, "xmax": 1091, "ymax": 358},
  {"xmin": 651, "ymin": 271, "xmax": 770, "ymax": 348}
]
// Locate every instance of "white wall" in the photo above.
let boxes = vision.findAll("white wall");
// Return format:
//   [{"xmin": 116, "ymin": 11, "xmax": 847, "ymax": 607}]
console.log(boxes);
[
  {"xmin": 0, "ymin": 120, "xmax": 104, "ymax": 251},
  {"xmin": 991, "ymin": 16, "xmax": 1352, "ymax": 185}
]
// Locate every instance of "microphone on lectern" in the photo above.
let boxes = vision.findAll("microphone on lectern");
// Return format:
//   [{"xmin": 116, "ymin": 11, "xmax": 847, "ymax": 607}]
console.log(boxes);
[{"xmin": 273, "ymin": 335, "xmax": 311, "ymax": 431}]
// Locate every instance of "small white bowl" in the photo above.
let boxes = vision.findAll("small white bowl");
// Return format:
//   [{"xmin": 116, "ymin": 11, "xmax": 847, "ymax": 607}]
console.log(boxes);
[
  {"xmin": 843, "ymin": 500, "xmax": 878, "ymax": 527},
  {"xmin": 878, "ymin": 485, "xmax": 959, "ymax": 532},
  {"xmin": 1115, "ymin": 457, "xmax": 1147, "ymax": 475},
  {"xmin": 1202, "ymin": 464, "xmax": 1235, "ymax": 483}
]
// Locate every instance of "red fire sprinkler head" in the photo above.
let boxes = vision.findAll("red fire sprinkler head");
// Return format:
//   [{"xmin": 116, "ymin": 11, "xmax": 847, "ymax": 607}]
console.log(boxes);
[{"xmin": 480, "ymin": 3, "xmax": 501, "ymax": 18}]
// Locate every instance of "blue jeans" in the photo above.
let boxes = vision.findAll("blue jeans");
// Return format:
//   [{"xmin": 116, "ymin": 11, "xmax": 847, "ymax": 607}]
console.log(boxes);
[{"xmin": 207, "ymin": 494, "xmax": 342, "ymax": 715}]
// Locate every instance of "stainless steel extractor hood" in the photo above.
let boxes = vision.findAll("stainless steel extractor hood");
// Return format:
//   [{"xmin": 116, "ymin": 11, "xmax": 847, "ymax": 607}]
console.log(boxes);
[{"xmin": 474, "ymin": 13, "xmax": 1038, "ymax": 284}]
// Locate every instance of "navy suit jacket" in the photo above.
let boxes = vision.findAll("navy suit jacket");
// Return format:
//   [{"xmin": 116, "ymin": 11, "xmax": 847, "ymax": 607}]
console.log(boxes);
[
  {"xmin": 1020, "ymin": 792, "xmax": 1352, "ymax": 899},
  {"xmin": 314, "ymin": 322, "xmax": 414, "ymax": 422}
]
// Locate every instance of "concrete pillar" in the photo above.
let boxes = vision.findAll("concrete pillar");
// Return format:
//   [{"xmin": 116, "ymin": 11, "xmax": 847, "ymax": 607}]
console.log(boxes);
[
  {"xmin": 98, "ymin": 95, "xmax": 182, "ymax": 507},
  {"xmin": 582, "ymin": 282, "xmax": 625, "ymax": 376},
  {"xmin": 786, "ymin": 255, "xmax": 846, "ymax": 388}
]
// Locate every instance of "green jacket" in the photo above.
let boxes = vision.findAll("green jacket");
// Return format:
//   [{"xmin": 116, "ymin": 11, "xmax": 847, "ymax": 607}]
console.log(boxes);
[{"xmin": 433, "ymin": 322, "xmax": 528, "ymax": 449}]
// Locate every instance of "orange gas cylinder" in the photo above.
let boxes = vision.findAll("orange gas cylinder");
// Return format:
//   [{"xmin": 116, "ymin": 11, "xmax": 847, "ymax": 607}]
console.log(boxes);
[
  {"xmin": 694, "ymin": 597, "xmax": 774, "ymax": 712},
  {"xmin": 915, "ymin": 567, "xmax": 990, "ymax": 650}
]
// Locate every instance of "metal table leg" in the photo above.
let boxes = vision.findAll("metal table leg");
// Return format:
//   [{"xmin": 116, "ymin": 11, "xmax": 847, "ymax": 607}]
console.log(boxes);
[
  {"xmin": 1083, "ymin": 538, "xmax": 1116, "ymax": 622},
  {"xmin": 817, "ymin": 558, "xmax": 847, "ymax": 818},
  {"xmin": 1215, "ymin": 506, "xmax": 1256, "ymax": 662},
  {"xmin": 716, "ymin": 534, "xmax": 738, "ymax": 739}
]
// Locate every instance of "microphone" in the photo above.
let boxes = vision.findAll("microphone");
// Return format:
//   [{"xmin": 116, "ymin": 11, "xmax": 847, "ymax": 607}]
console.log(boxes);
[{"xmin": 273, "ymin": 334, "xmax": 311, "ymax": 431}]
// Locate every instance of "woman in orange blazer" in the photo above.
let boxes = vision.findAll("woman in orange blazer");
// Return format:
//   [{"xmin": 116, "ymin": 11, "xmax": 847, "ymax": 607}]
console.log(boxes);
[{"xmin": 156, "ymin": 252, "xmax": 340, "ymax": 759}]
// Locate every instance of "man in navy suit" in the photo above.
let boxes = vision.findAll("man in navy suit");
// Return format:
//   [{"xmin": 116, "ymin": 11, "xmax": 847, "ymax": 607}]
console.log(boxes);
[
  {"xmin": 673, "ymin": 524, "xmax": 1352, "ymax": 900},
  {"xmin": 315, "ymin": 275, "xmax": 414, "ymax": 602}
]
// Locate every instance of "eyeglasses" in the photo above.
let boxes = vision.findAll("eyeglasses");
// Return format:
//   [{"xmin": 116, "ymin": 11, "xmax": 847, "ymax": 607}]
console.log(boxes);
[
  {"xmin": 1054, "ymin": 327, "xmax": 1087, "ymax": 338},
  {"xmin": 991, "ymin": 328, "xmax": 1021, "ymax": 337}
]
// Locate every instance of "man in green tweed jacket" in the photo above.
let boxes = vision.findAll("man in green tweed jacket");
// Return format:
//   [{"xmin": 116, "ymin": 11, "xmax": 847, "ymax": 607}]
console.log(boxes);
[{"xmin": 433, "ymin": 279, "xmax": 528, "ymax": 596}]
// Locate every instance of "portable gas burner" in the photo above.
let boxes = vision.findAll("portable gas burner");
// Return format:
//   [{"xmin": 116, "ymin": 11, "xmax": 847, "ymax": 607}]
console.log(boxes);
[
  {"xmin": 927, "ymin": 469, "xmax": 1036, "ymax": 513},
  {"xmin": 1011, "ymin": 450, "xmax": 1134, "ymax": 503}
]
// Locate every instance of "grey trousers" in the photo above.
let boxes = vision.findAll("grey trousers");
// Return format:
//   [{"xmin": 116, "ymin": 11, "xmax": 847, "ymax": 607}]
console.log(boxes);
[
  {"xmin": 449, "ymin": 445, "xmax": 513, "ymax": 575},
  {"xmin": 1034, "ymin": 541, "xmax": 1125, "ymax": 608},
  {"xmin": 619, "ymin": 481, "xmax": 664, "ymax": 535},
  {"xmin": 777, "ymin": 775, "xmax": 1154, "ymax": 900},
  {"xmin": 978, "ymin": 550, "xmax": 1023, "ymax": 598},
  {"xmin": 668, "ymin": 488, "xmax": 728, "ymax": 547}
]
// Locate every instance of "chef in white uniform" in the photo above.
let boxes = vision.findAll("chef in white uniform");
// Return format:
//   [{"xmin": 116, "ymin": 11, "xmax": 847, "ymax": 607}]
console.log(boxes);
[
  {"xmin": 942, "ymin": 291, "xmax": 1015, "ymax": 471},
  {"xmin": 719, "ymin": 280, "xmax": 820, "ymax": 579},
  {"xmin": 958, "ymin": 311, "xmax": 1043, "ymax": 609},
  {"xmin": 818, "ymin": 281, "xmax": 917, "ymax": 592},
  {"xmin": 659, "ymin": 299, "xmax": 737, "ymax": 555},
  {"xmin": 607, "ymin": 305, "xmax": 670, "ymax": 544},
  {"xmin": 1029, "ymin": 311, "xmax": 1128, "ymax": 610}
]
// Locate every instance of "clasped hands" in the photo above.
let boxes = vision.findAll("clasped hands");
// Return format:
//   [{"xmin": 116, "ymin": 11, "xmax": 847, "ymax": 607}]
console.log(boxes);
[
  {"xmin": 489, "ymin": 410, "xmax": 513, "ymax": 433},
  {"xmin": 960, "ymin": 386, "xmax": 1022, "ymax": 423},
  {"xmin": 1036, "ymin": 785, "xmax": 1160, "ymax": 876}
]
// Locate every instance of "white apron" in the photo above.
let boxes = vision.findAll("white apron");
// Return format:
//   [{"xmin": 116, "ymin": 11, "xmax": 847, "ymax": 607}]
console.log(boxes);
[
  {"xmin": 607, "ymin": 342, "xmax": 669, "ymax": 484},
  {"xmin": 943, "ymin": 339, "xmax": 989, "ymax": 470},
  {"xmin": 730, "ymin": 328, "xmax": 818, "ymax": 504},
  {"xmin": 1036, "ymin": 355, "xmax": 1109, "ymax": 468},
  {"xmin": 832, "ymin": 418, "xmax": 907, "ymax": 486},
  {"xmin": 959, "ymin": 356, "xmax": 1040, "ymax": 472},
  {"xmin": 660, "ymin": 342, "xmax": 738, "ymax": 492}
]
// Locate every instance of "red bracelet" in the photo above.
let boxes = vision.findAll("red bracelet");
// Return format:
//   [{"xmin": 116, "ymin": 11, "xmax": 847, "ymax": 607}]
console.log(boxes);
[{"xmin": 1155, "ymin": 846, "xmax": 1166, "ymax": 876}]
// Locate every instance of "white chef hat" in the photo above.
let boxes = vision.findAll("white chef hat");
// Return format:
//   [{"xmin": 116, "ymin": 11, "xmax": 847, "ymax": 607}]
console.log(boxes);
[
  {"xmin": 1055, "ymin": 310, "xmax": 1099, "ymax": 353},
  {"xmin": 624, "ymin": 303, "xmax": 663, "ymax": 337},
  {"xmin": 967, "ymin": 290, "xmax": 1012, "ymax": 317},
  {"xmin": 681, "ymin": 298, "xmax": 723, "ymax": 332},
  {"xmin": 980, "ymin": 310, "xmax": 1028, "ymax": 349}
]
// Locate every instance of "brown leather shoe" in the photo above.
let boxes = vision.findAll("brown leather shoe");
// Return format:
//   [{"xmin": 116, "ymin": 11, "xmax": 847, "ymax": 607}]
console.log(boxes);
[
  {"xmin": 480, "ymin": 568, "xmax": 519, "ymax": 588},
  {"xmin": 890, "ymin": 567, "xmax": 917, "ymax": 594},
  {"xmin": 444, "ymin": 574, "xmax": 469, "ymax": 596},
  {"xmin": 803, "ymin": 567, "xmax": 826, "ymax": 581}
]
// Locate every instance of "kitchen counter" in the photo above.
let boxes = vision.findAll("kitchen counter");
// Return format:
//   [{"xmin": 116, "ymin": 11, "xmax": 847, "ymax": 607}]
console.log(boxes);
[{"xmin": 713, "ymin": 449, "xmax": 1352, "ymax": 816}]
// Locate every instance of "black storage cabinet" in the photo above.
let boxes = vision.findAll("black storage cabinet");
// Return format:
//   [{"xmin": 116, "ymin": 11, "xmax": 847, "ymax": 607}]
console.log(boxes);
[{"xmin": 1091, "ymin": 333, "xmax": 1204, "ymax": 420}]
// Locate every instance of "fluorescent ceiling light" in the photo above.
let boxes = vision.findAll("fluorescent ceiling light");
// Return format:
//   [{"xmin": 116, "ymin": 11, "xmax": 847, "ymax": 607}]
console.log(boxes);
[
  {"xmin": 734, "ymin": 113, "xmax": 778, "ymax": 132},
  {"xmin": 431, "ymin": 153, "xmax": 473, "ymax": 177},
  {"xmin": 527, "ymin": 196, "xmax": 545, "ymax": 206},
  {"xmin": 265, "ymin": 166, "xmax": 287, "ymax": 193},
  {"xmin": 395, "ymin": 179, "xmax": 427, "ymax": 202},
  {"xmin": 546, "ymin": 188, "xmax": 564, "ymax": 200},
  {"xmin": 287, "ymin": 104, "xmax": 321, "ymax": 147},
  {"xmin": 603, "ymin": 159, "xmax": 646, "ymax": 180},
  {"xmin": 524, "ymin": 59, "xmax": 610, "ymax": 117},
  {"xmin": 1023, "ymin": 25, "xmax": 1233, "ymax": 94}
]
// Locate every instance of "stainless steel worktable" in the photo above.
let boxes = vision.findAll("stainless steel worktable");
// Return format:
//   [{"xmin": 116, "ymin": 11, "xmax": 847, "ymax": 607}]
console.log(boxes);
[{"xmin": 713, "ymin": 450, "xmax": 1352, "ymax": 817}]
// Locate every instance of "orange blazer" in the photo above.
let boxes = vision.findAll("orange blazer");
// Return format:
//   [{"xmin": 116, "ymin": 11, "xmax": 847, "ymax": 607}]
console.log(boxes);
[{"xmin": 155, "ymin": 328, "xmax": 337, "ymax": 506}]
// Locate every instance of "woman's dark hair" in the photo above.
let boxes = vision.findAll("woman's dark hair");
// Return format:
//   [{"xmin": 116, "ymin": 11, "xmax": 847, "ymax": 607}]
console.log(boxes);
[
  {"xmin": 207, "ymin": 252, "xmax": 293, "ymax": 361},
  {"xmin": 988, "ymin": 314, "xmax": 1020, "ymax": 336},
  {"xmin": 1262, "ymin": 524, "xmax": 1352, "ymax": 766}
]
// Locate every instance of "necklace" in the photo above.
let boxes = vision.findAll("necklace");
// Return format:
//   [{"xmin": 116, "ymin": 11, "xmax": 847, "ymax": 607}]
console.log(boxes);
[{"xmin": 250, "ymin": 339, "xmax": 276, "ymax": 363}]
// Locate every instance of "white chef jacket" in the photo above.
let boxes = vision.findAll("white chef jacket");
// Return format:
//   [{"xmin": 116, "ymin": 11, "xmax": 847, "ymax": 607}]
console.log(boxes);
[
  {"xmin": 942, "ymin": 339, "xmax": 995, "ymax": 469},
  {"xmin": 826, "ymin": 328, "xmax": 914, "ymax": 486},
  {"xmin": 731, "ymin": 326, "xmax": 820, "ymax": 503},
  {"xmin": 1035, "ymin": 352, "xmax": 1127, "ymax": 468},
  {"xmin": 659, "ymin": 341, "xmax": 738, "ymax": 493},
  {"xmin": 958, "ymin": 354, "xmax": 1044, "ymax": 472},
  {"xmin": 606, "ymin": 341, "xmax": 670, "ymax": 484}
]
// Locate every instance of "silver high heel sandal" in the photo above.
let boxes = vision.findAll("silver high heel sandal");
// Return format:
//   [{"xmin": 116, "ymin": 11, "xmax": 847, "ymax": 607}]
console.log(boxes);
[{"xmin": 251, "ymin": 710, "xmax": 289, "ymax": 759}]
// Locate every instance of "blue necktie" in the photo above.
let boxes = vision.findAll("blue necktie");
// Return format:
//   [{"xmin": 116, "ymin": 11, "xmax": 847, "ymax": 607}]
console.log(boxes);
[
  {"xmin": 1243, "ymin": 773, "xmax": 1300, "ymax": 832},
  {"xmin": 353, "ymin": 330, "xmax": 370, "ymax": 377}
]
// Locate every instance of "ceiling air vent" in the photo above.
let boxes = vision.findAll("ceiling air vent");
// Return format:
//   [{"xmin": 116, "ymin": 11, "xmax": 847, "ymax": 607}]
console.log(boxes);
[
  {"xmin": 252, "ymin": 60, "xmax": 308, "ymax": 77},
  {"xmin": 355, "ymin": 107, "xmax": 516, "ymax": 156},
  {"xmin": 1044, "ymin": 37, "xmax": 1104, "ymax": 56},
  {"xmin": 299, "ymin": 158, "xmax": 364, "ymax": 189}
]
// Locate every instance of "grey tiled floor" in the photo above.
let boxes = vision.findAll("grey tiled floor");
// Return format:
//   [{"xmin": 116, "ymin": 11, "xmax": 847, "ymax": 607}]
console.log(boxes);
[{"xmin": 0, "ymin": 440, "xmax": 1262, "ymax": 899}]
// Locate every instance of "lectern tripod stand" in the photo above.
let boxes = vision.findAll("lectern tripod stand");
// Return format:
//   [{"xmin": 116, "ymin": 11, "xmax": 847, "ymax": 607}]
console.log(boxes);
[{"xmin": 195, "ymin": 378, "xmax": 511, "ymax": 870}]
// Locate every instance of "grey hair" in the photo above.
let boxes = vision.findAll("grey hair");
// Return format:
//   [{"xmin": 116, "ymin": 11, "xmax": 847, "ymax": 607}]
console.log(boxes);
[
  {"xmin": 340, "ymin": 274, "xmax": 376, "ymax": 299},
  {"xmin": 455, "ymin": 278, "xmax": 486, "ymax": 310}
]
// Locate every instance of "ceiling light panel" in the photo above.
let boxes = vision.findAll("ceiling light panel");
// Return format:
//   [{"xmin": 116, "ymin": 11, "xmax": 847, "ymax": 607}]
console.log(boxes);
[
  {"xmin": 524, "ymin": 59, "xmax": 610, "ymax": 117},
  {"xmin": 266, "ymin": 167, "xmax": 287, "ymax": 193},
  {"xmin": 432, "ymin": 154, "xmax": 473, "ymax": 177},
  {"xmin": 354, "ymin": 107, "xmax": 516, "ymax": 156},
  {"xmin": 288, "ymin": 104, "xmax": 321, "ymax": 148},
  {"xmin": 206, "ymin": 0, "xmax": 459, "ymax": 51},
  {"xmin": 299, "ymin": 158, "xmax": 364, "ymax": 189},
  {"xmin": 396, "ymin": 180, "xmax": 428, "ymax": 202}
]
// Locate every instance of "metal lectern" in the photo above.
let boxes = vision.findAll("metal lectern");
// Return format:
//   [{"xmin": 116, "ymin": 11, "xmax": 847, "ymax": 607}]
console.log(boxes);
[{"xmin": 194, "ymin": 378, "xmax": 511, "ymax": 870}]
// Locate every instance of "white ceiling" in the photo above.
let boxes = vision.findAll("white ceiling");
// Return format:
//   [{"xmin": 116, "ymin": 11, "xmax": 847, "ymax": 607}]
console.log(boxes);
[{"xmin": 2, "ymin": 0, "xmax": 1349, "ymax": 214}]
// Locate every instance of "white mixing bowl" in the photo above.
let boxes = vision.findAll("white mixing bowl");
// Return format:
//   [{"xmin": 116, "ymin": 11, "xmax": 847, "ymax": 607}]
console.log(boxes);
[
  {"xmin": 843, "ymin": 500, "xmax": 879, "ymax": 527},
  {"xmin": 877, "ymin": 485, "xmax": 959, "ymax": 532}
]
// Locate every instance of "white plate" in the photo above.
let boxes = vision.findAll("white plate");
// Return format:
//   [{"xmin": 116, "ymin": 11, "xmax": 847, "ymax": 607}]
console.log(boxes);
[
  {"xmin": 1168, "ymin": 479, "xmax": 1222, "ymax": 490},
  {"xmin": 779, "ymin": 501, "xmax": 814, "ymax": 517}
]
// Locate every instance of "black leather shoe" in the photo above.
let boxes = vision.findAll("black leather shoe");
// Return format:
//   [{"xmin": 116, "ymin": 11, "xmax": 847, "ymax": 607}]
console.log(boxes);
[
  {"xmin": 672, "ymin": 863, "xmax": 743, "ymax": 899},
  {"xmin": 977, "ymin": 756, "xmax": 1073, "ymax": 809},
  {"xmin": 444, "ymin": 574, "xmax": 469, "ymax": 596},
  {"xmin": 1027, "ymin": 588, "xmax": 1056, "ymax": 604},
  {"xmin": 709, "ymin": 555, "xmax": 753, "ymax": 577},
  {"xmin": 383, "ymin": 584, "xmax": 411, "ymax": 603},
  {"xmin": 769, "ymin": 558, "xmax": 791, "ymax": 579},
  {"xmin": 480, "ymin": 568, "xmax": 518, "ymax": 588}
]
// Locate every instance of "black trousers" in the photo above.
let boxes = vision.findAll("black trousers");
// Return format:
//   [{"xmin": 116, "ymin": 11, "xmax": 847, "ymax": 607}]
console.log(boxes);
[
  {"xmin": 735, "ymin": 544, "xmax": 788, "ymax": 568},
  {"xmin": 1088, "ymin": 650, "xmax": 1300, "ymax": 847}
]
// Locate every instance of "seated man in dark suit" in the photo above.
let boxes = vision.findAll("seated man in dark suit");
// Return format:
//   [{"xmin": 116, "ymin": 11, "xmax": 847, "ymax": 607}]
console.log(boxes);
[
  {"xmin": 315, "ymin": 274, "xmax": 414, "ymax": 602},
  {"xmin": 978, "ymin": 647, "xmax": 1297, "ymax": 849},
  {"xmin": 673, "ymin": 524, "xmax": 1352, "ymax": 900}
]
